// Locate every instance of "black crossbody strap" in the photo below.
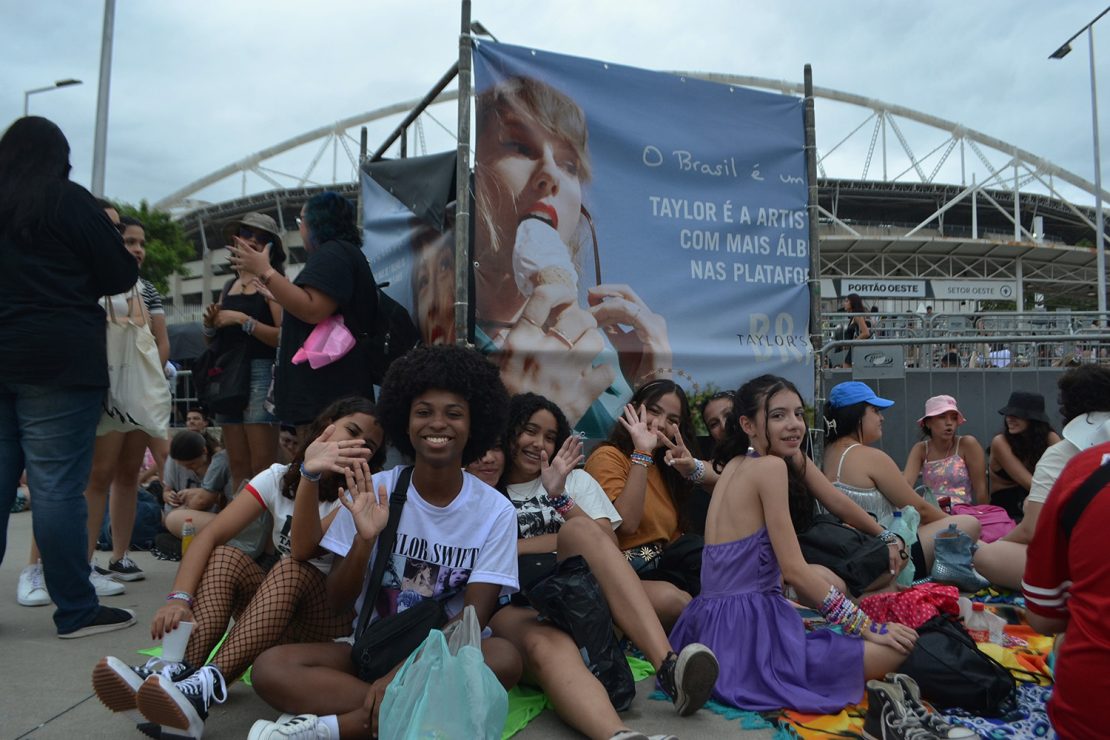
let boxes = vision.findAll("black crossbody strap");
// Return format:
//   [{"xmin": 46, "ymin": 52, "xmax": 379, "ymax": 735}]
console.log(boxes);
[
  {"xmin": 1060, "ymin": 459, "xmax": 1110, "ymax": 540},
  {"xmin": 354, "ymin": 466, "xmax": 413, "ymax": 640}
]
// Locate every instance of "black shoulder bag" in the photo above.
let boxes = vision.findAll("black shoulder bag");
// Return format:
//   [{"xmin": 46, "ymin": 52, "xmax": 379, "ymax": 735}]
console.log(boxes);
[{"xmin": 349, "ymin": 467, "xmax": 449, "ymax": 683}]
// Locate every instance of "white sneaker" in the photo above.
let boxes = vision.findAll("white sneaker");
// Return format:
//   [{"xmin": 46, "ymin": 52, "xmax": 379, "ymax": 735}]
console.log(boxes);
[
  {"xmin": 248, "ymin": 714, "xmax": 331, "ymax": 739},
  {"xmin": 91, "ymin": 562, "xmax": 125, "ymax": 597},
  {"xmin": 17, "ymin": 563, "xmax": 51, "ymax": 606}
]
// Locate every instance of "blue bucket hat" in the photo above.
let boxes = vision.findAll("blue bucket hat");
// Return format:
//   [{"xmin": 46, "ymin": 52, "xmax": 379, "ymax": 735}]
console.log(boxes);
[{"xmin": 828, "ymin": 381, "xmax": 895, "ymax": 409}]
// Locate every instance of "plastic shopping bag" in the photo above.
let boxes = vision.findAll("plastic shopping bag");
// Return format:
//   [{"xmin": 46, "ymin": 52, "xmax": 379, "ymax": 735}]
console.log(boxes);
[
  {"xmin": 291, "ymin": 314, "xmax": 356, "ymax": 369},
  {"xmin": 378, "ymin": 606, "xmax": 508, "ymax": 740}
]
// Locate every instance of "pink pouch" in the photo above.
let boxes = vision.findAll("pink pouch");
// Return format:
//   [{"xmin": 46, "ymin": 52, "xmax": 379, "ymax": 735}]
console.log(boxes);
[
  {"xmin": 291, "ymin": 314, "xmax": 356, "ymax": 369},
  {"xmin": 950, "ymin": 503, "xmax": 1016, "ymax": 543}
]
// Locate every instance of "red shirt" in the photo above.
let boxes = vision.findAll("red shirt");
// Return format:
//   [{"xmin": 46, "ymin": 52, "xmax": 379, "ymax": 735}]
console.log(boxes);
[{"xmin": 1022, "ymin": 441, "xmax": 1110, "ymax": 740}]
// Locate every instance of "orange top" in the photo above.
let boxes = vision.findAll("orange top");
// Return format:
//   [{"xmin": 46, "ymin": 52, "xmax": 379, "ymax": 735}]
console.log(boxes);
[{"xmin": 585, "ymin": 444, "xmax": 680, "ymax": 550}]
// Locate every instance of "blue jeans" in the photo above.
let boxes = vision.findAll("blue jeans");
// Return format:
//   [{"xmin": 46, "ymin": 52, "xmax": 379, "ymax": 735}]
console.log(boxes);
[{"xmin": 0, "ymin": 383, "xmax": 104, "ymax": 633}]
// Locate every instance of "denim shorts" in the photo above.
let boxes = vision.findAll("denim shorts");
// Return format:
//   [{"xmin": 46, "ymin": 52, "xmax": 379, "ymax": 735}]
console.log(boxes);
[{"xmin": 215, "ymin": 358, "xmax": 276, "ymax": 425}]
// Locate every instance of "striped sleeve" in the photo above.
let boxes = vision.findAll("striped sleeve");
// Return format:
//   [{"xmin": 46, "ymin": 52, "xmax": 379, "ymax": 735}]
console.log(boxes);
[{"xmin": 140, "ymin": 278, "xmax": 165, "ymax": 316}]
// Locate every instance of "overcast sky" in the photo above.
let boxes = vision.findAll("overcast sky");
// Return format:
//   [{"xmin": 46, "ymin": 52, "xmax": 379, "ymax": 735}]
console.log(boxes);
[{"xmin": 2, "ymin": 0, "xmax": 1107, "ymax": 208}]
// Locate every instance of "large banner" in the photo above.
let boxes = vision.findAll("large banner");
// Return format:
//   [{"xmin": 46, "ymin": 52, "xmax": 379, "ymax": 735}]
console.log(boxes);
[{"xmin": 471, "ymin": 41, "xmax": 811, "ymax": 435}]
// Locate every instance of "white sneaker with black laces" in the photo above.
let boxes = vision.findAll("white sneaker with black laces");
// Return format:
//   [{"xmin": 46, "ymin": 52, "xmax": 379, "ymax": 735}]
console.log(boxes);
[
  {"xmin": 137, "ymin": 664, "xmax": 227, "ymax": 739},
  {"xmin": 248, "ymin": 714, "xmax": 332, "ymax": 739},
  {"xmin": 17, "ymin": 562, "xmax": 51, "ymax": 606}
]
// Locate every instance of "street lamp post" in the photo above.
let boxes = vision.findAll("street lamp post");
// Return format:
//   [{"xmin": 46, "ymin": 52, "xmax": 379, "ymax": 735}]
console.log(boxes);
[
  {"xmin": 23, "ymin": 79, "xmax": 82, "ymax": 116},
  {"xmin": 1051, "ymin": 7, "xmax": 1110, "ymax": 316}
]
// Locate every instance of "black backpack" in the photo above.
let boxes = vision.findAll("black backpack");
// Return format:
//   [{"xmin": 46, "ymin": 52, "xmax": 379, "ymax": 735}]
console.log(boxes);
[
  {"xmin": 341, "ymin": 242, "xmax": 421, "ymax": 387},
  {"xmin": 899, "ymin": 613, "xmax": 1017, "ymax": 715},
  {"xmin": 365, "ymin": 283, "xmax": 421, "ymax": 385}
]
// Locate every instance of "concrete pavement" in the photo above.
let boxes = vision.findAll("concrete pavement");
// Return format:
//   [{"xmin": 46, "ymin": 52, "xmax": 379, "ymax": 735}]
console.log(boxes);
[{"xmin": 0, "ymin": 507, "xmax": 771, "ymax": 739}]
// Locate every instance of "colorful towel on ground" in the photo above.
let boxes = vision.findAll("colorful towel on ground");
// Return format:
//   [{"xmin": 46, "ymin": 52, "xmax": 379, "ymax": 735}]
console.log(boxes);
[
  {"xmin": 777, "ymin": 609, "xmax": 1054, "ymax": 739},
  {"xmin": 501, "ymin": 655, "xmax": 655, "ymax": 739}
]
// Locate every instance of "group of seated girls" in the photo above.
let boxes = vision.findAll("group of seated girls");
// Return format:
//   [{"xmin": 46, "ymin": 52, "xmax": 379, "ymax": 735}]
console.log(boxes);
[
  {"xmin": 90, "ymin": 345, "xmax": 1068, "ymax": 739},
  {"xmin": 90, "ymin": 346, "xmax": 719, "ymax": 740}
]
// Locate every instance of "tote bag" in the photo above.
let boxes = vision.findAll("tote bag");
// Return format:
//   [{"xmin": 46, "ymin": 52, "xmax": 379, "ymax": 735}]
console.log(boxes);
[{"xmin": 98, "ymin": 286, "xmax": 171, "ymax": 437}]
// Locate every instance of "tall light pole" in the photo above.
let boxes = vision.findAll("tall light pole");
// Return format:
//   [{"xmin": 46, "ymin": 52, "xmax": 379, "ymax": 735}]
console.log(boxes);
[
  {"xmin": 90, "ymin": 0, "xmax": 116, "ymax": 198},
  {"xmin": 1051, "ymin": 6, "xmax": 1110, "ymax": 315},
  {"xmin": 23, "ymin": 79, "xmax": 82, "ymax": 116}
]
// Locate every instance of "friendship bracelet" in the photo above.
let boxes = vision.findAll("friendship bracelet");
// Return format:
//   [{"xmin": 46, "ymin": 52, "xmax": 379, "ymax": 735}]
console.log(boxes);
[
  {"xmin": 630, "ymin": 451, "xmax": 654, "ymax": 467},
  {"xmin": 686, "ymin": 458, "xmax": 706, "ymax": 483},
  {"xmin": 547, "ymin": 494, "xmax": 575, "ymax": 517},
  {"xmin": 299, "ymin": 463, "xmax": 322, "ymax": 482},
  {"xmin": 166, "ymin": 591, "xmax": 194, "ymax": 609},
  {"xmin": 818, "ymin": 585, "xmax": 877, "ymax": 637}
]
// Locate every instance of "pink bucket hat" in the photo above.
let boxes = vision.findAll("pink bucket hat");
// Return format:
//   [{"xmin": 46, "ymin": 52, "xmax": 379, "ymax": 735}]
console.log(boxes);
[{"xmin": 917, "ymin": 395, "xmax": 967, "ymax": 427}]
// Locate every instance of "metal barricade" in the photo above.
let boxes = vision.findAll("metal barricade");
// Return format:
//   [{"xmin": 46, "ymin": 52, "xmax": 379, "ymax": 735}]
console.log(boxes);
[{"xmin": 811, "ymin": 332, "xmax": 1107, "ymax": 467}]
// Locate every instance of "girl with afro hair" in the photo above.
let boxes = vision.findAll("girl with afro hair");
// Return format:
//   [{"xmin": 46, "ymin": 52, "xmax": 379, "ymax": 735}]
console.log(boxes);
[{"xmin": 249, "ymin": 345, "xmax": 523, "ymax": 739}]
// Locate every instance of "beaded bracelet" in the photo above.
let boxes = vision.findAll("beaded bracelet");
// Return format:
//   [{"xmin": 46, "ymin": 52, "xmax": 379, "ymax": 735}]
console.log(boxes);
[
  {"xmin": 630, "ymin": 450, "xmax": 654, "ymax": 467},
  {"xmin": 547, "ymin": 494, "xmax": 575, "ymax": 517},
  {"xmin": 299, "ymin": 463, "xmax": 322, "ymax": 482},
  {"xmin": 166, "ymin": 591, "xmax": 194, "ymax": 609},
  {"xmin": 686, "ymin": 458, "xmax": 706, "ymax": 483},
  {"xmin": 818, "ymin": 585, "xmax": 886, "ymax": 636}
]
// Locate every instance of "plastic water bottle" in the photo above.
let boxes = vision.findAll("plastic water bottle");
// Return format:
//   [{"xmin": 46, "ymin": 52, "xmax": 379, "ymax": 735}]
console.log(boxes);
[
  {"xmin": 965, "ymin": 602, "xmax": 1003, "ymax": 643},
  {"xmin": 181, "ymin": 517, "xmax": 195, "ymax": 556},
  {"xmin": 887, "ymin": 508, "xmax": 918, "ymax": 587}
]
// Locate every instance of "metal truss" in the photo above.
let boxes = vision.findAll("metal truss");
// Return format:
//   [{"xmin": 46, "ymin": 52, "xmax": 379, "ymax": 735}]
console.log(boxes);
[
  {"xmin": 154, "ymin": 69, "xmax": 1105, "ymax": 300},
  {"xmin": 157, "ymin": 71, "xmax": 1104, "ymax": 221}
]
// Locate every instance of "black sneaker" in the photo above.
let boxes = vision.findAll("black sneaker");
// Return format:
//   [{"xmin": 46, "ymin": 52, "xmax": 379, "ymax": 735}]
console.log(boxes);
[
  {"xmin": 862, "ymin": 679, "xmax": 939, "ymax": 740},
  {"xmin": 887, "ymin": 673, "xmax": 977, "ymax": 739},
  {"xmin": 59, "ymin": 606, "xmax": 136, "ymax": 639},
  {"xmin": 656, "ymin": 643, "xmax": 719, "ymax": 716},
  {"xmin": 108, "ymin": 555, "xmax": 146, "ymax": 581},
  {"xmin": 137, "ymin": 664, "xmax": 227, "ymax": 739},
  {"xmin": 153, "ymin": 533, "xmax": 183, "ymax": 562}
]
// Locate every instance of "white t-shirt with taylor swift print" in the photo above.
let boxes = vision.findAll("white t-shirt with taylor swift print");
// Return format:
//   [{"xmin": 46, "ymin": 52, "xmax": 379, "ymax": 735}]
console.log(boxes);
[
  {"xmin": 321, "ymin": 466, "xmax": 518, "ymax": 631},
  {"xmin": 506, "ymin": 469, "xmax": 622, "ymax": 540}
]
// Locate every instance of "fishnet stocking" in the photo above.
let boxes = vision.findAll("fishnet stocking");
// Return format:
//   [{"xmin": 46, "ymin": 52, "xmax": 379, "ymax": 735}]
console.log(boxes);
[
  {"xmin": 186, "ymin": 545, "xmax": 266, "ymax": 668},
  {"xmin": 209, "ymin": 555, "xmax": 355, "ymax": 680}
]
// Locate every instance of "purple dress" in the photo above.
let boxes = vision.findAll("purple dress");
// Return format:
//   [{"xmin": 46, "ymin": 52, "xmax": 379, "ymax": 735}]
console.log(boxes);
[{"xmin": 668, "ymin": 528, "xmax": 864, "ymax": 713}]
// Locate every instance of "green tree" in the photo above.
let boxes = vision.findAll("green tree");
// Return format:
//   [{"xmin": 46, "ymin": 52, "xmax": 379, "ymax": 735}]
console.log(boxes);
[{"xmin": 115, "ymin": 200, "xmax": 193, "ymax": 294}]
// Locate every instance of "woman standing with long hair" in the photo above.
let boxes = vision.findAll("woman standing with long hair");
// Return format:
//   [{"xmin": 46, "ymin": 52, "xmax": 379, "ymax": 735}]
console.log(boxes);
[
  {"xmin": 202, "ymin": 212, "xmax": 285, "ymax": 489},
  {"xmin": 0, "ymin": 117, "xmax": 138, "ymax": 637},
  {"xmin": 228, "ymin": 192, "xmax": 377, "ymax": 426},
  {"xmin": 83, "ymin": 215, "xmax": 172, "ymax": 587}
]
